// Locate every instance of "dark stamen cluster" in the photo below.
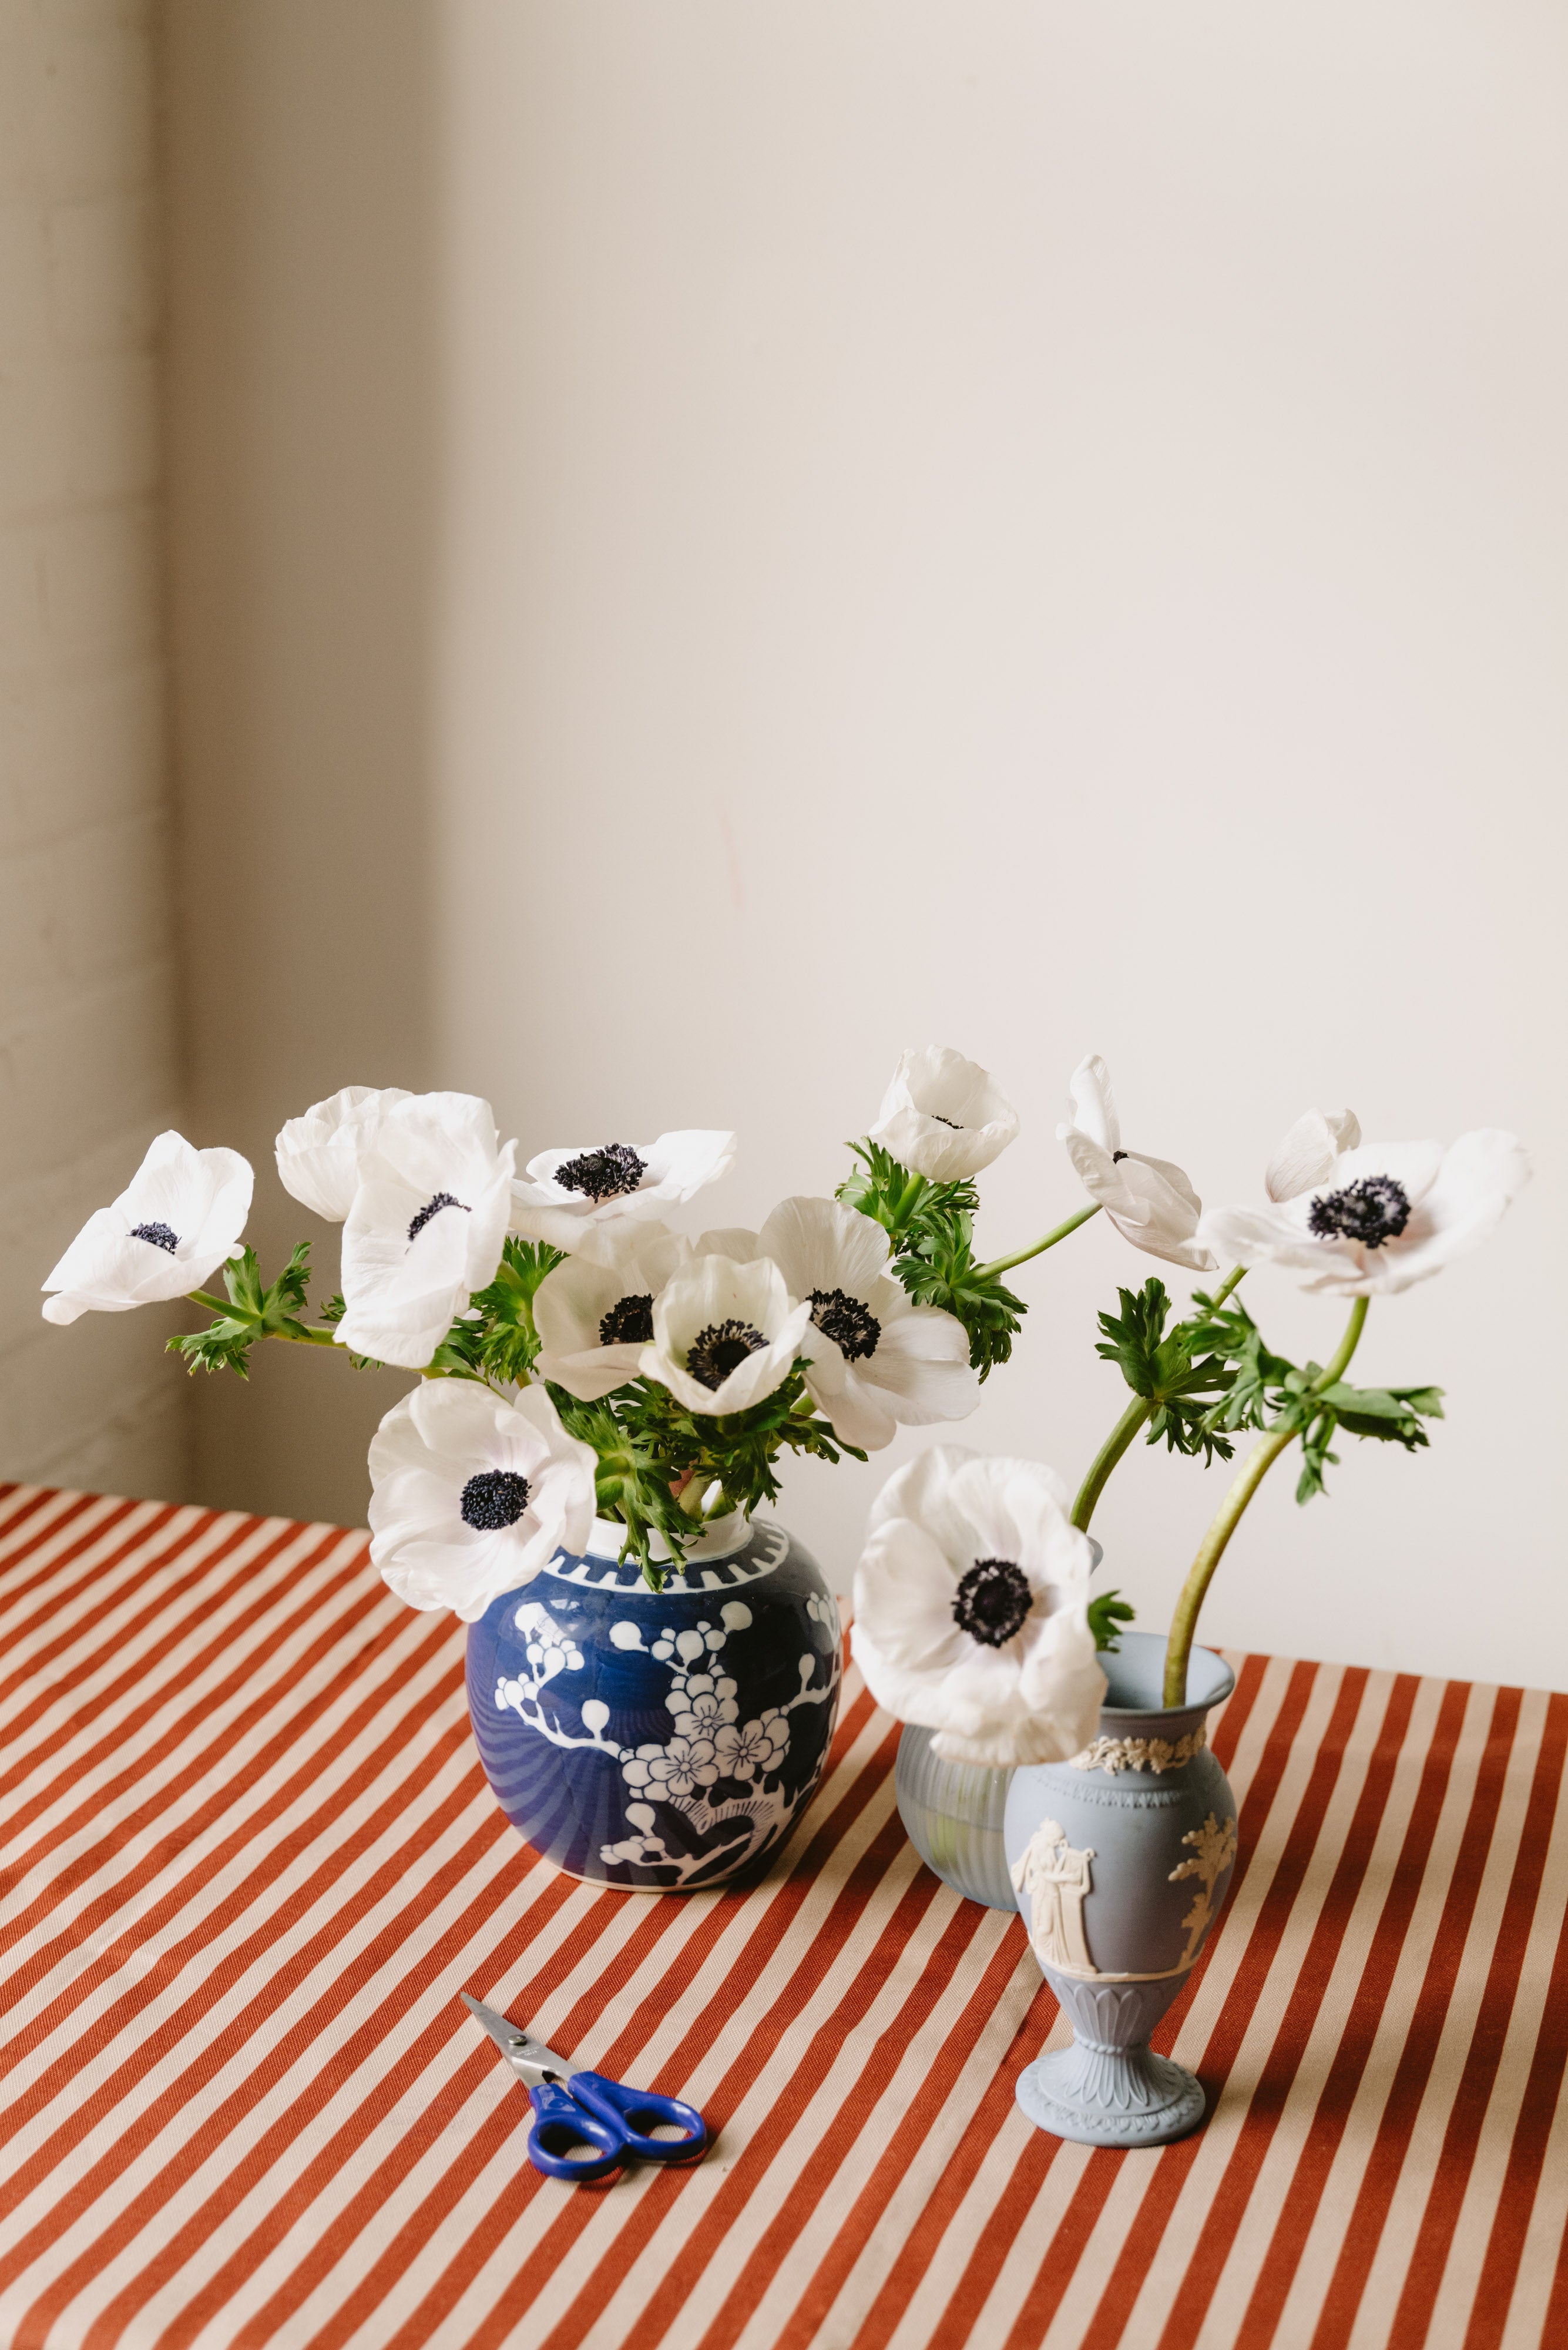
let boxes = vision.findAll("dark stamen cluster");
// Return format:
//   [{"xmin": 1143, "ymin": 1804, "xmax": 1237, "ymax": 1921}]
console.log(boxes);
[
  {"xmin": 1308, "ymin": 1174, "xmax": 1411, "ymax": 1251},
  {"xmin": 686, "ymin": 1318, "xmax": 766, "ymax": 1391},
  {"xmin": 130, "ymin": 1221, "xmax": 179, "ymax": 1254},
  {"xmin": 951, "ymin": 1557, "xmax": 1033, "ymax": 1649},
  {"xmin": 928, "ymin": 1113, "xmax": 963, "ymax": 1129},
  {"xmin": 460, "ymin": 1469, "xmax": 530, "ymax": 1530},
  {"xmin": 809, "ymin": 1287, "xmax": 881, "ymax": 1362},
  {"xmin": 555, "ymin": 1144, "xmax": 647, "ymax": 1203},
  {"xmin": 1112, "ymin": 1149, "xmax": 1129, "ymax": 1163},
  {"xmin": 408, "ymin": 1191, "xmax": 468, "ymax": 1243},
  {"xmin": 599, "ymin": 1292, "xmax": 654, "ymax": 1347}
]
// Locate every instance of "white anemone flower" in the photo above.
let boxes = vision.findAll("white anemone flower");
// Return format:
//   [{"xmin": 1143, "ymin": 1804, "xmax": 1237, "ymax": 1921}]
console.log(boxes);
[
  {"xmin": 850, "ymin": 1446, "xmax": 1105, "ymax": 1768},
  {"xmin": 1199, "ymin": 1121, "xmax": 1530, "ymax": 1298},
  {"xmin": 869, "ymin": 1047, "xmax": 1020, "ymax": 1182},
  {"xmin": 510, "ymin": 1129, "xmax": 736, "ymax": 1265},
  {"xmin": 368, "ymin": 1380, "xmax": 597, "ymax": 1622},
  {"xmin": 699, "ymin": 1198, "xmax": 978, "ymax": 1451},
  {"xmin": 337, "ymin": 1092, "xmax": 516, "ymax": 1369},
  {"xmin": 274, "ymin": 1085, "xmax": 413, "ymax": 1222},
  {"xmin": 639, "ymin": 1251, "xmax": 811, "ymax": 1416},
  {"xmin": 42, "ymin": 1132, "xmax": 253, "ymax": 1325},
  {"xmin": 1057, "ymin": 1054, "xmax": 1217, "ymax": 1273},
  {"xmin": 533, "ymin": 1222, "xmax": 693, "ymax": 1401}
]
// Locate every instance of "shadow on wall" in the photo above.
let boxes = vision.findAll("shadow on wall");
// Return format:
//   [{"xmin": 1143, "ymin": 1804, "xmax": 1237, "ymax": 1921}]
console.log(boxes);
[{"xmin": 162, "ymin": 0, "xmax": 444, "ymax": 1526}]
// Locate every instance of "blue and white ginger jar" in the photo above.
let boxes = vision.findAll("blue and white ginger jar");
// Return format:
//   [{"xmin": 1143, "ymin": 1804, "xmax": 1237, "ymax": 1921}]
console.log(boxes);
[{"xmin": 466, "ymin": 1512, "xmax": 842, "ymax": 1891}]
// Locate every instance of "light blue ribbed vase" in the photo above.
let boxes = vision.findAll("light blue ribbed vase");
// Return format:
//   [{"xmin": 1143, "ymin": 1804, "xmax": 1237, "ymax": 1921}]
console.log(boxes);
[
  {"xmin": 894, "ymin": 1724, "xmax": 1018, "ymax": 1909},
  {"xmin": 895, "ymin": 1539, "xmax": 1104, "ymax": 1913}
]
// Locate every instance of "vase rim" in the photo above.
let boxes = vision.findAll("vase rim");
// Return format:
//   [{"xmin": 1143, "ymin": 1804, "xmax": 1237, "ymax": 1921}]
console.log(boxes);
[
  {"xmin": 582, "ymin": 1509, "xmax": 752, "ymax": 1565},
  {"xmin": 1097, "ymin": 1629, "xmax": 1235, "ymax": 1719}
]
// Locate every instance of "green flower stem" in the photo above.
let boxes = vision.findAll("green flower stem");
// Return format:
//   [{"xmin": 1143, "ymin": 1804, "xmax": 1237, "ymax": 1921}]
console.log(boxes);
[
  {"xmin": 977, "ymin": 1202, "xmax": 1101, "ymax": 1282},
  {"xmin": 1162, "ymin": 1294, "xmax": 1369, "ymax": 1706},
  {"xmin": 1071, "ymin": 1394, "xmax": 1153, "ymax": 1532},
  {"xmin": 1206, "ymin": 1262, "xmax": 1248, "ymax": 1311}
]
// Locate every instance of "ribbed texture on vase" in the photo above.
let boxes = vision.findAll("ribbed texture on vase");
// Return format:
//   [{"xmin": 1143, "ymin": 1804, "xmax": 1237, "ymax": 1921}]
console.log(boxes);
[{"xmin": 894, "ymin": 1723, "xmax": 1018, "ymax": 1911}]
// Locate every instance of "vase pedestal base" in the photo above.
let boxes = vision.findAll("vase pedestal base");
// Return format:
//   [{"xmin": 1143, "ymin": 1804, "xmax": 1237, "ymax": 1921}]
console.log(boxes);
[{"xmin": 1016, "ymin": 2041, "xmax": 1206, "ymax": 2148}]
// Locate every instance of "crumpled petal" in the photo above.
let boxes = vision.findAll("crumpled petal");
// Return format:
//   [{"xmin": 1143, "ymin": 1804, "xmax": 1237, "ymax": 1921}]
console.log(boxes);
[{"xmin": 1264, "ymin": 1108, "xmax": 1362, "ymax": 1203}]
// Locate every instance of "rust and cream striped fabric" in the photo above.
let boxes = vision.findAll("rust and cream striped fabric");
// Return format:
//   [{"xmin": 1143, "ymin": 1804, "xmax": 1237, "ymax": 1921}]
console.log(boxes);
[{"xmin": 2, "ymin": 1484, "xmax": 1566, "ymax": 2350}]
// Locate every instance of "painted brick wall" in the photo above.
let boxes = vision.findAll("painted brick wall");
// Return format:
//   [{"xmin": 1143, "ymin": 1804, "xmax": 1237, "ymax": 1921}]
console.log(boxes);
[{"xmin": 0, "ymin": 0, "xmax": 188, "ymax": 1496}]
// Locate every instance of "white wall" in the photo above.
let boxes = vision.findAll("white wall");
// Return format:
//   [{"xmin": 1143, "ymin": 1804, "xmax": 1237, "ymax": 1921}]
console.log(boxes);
[
  {"xmin": 434, "ymin": 2, "xmax": 1568, "ymax": 1688},
  {"xmin": 0, "ymin": 0, "xmax": 188, "ymax": 1498}
]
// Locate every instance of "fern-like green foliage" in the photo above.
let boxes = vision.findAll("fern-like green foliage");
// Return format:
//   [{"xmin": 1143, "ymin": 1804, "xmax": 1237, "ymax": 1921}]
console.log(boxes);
[
  {"xmin": 1181, "ymin": 1290, "xmax": 1444, "ymax": 1503},
  {"xmin": 169, "ymin": 1243, "xmax": 322, "ymax": 1377},
  {"xmin": 837, "ymin": 1140, "xmax": 1025, "ymax": 1377},
  {"xmin": 1093, "ymin": 1278, "xmax": 1238, "ymax": 1466}
]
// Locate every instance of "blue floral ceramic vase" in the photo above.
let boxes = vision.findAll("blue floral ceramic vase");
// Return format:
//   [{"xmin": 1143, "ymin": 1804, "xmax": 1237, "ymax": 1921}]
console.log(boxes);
[{"xmin": 466, "ymin": 1511, "xmax": 842, "ymax": 1891}]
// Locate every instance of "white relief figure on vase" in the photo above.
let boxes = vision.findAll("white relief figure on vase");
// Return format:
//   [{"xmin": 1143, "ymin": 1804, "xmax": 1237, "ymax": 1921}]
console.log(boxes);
[
  {"xmin": 1010, "ymin": 1818, "xmax": 1097, "ymax": 1976},
  {"xmin": 1169, "ymin": 1811, "xmax": 1238, "ymax": 1968}
]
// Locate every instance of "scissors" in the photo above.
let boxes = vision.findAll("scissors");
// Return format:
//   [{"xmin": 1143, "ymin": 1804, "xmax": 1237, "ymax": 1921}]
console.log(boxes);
[{"xmin": 461, "ymin": 1993, "xmax": 709, "ymax": 2182}]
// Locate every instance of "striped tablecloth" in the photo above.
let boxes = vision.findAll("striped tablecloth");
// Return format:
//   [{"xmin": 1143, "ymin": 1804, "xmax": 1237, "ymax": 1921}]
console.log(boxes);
[{"xmin": 2, "ymin": 1485, "xmax": 1566, "ymax": 2350}]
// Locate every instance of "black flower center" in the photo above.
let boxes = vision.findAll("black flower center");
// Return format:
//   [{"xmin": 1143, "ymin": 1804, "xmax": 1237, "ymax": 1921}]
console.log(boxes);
[
  {"xmin": 686, "ymin": 1318, "xmax": 766, "ymax": 1390},
  {"xmin": 1308, "ymin": 1174, "xmax": 1411, "ymax": 1250},
  {"xmin": 809, "ymin": 1287, "xmax": 881, "ymax": 1362},
  {"xmin": 460, "ymin": 1469, "xmax": 530, "ymax": 1530},
  {"xmin": 929, "ymin": 1113, "xmax": 963, "ymax": 1129},
  {"xmin": 1112, "ymin": 1149, "xmax": 1129, "ymax": 1163},
  {"xmin": 555, "ymin": 1144, "xmax": 647, "ymax": 1203},
  {"xmin": 130, "ymin": 1221, "xmax": 179, "ymax": 1253},
  {"xmin": 599, "ymin": 1292, "xmax": 654, "ymax": 1347},
  {"xmin": 952, "ymin": 1558, "xmax": 1033, "ymax": 1648},
  {"xmin": 408, "ymin": 1191, "xmax": 468, "ymax": 1243}
]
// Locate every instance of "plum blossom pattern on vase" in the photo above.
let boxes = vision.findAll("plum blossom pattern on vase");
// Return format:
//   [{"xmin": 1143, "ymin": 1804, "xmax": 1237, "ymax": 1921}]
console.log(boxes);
[{"xmin": 602, "ymin": 1599, "xmax": 836, "ymax": 1884}]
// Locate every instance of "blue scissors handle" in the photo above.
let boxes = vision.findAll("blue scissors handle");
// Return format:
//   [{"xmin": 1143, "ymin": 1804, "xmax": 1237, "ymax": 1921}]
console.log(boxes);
[
  {"xmin": 525, "ymin": 2082, "xmax": 625, "ymax": 2183},
  {"xmin": 568, "ymin": 2069, "xmax": 708, "ymax": 2166}
]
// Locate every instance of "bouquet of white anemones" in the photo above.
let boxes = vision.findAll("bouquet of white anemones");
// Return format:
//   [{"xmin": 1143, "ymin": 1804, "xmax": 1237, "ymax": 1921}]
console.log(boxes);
[
  {"xmin": 42, "ymin": 1050, "xmax": 1529, "ymax": 1738},
  {"xmin": 847, "ymin": 1075, "xmax": 1529, "ymax": 1768},
  {"xmin": 44, "ymin": 1049, "xmax": 1073, "ymax": 1603}
]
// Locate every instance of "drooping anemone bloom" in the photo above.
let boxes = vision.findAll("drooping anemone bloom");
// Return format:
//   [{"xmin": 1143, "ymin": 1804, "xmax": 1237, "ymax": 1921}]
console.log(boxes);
[
  {"xmin": 42, "ymin": 1132, "xmax": 253, "ymax": 1325},
  {"xmin": 510, "ymin": 1130, "xmax": 736, "ymax": 1265},
  {"xmin": 1057, "ymin": 1054, "xmax": 1216, "ymax": 1273},
  {"xmin": 533, "ymin": 1222, "xmax": 693, "ymax": 1401},
  {"xmin": 639, "ymin": 1251, "xmax": 811, "ymax": 1416},
  {"xmin": 699, "ymin": 1197, "xmax": 978, "ymax": 1451},
  {"xmin": 869, "ymin": 1047, "xmax": 1020, "ymax": 1182},
  {"xmin": 368, "ymin": 1380, "xmax": 597, "ymax": 1621},
  {"xmin": 336, "ymin": 1092, "xmax": 516, "ymax": 1368},
  {"xmin": 274, "ymin": 1085, "xmax": 413, "ymax": 1221},
  {"xmin": 1199, "ymin": 1118, "xmax": 1530, "ymax": 1298},
  {"xmin": 850, "ymin": 1446, "xmax": 1105, "ymax": 1768}
]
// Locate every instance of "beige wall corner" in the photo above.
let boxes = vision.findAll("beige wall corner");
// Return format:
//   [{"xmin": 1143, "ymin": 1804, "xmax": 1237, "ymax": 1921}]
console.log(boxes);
[
  {"xmin": 0, "ymin": 0, "xmax": 188, "ymax": 1503},
  {"xmin": 160, "ymin": 0, "xmax": 443, "ymax": 1528}
]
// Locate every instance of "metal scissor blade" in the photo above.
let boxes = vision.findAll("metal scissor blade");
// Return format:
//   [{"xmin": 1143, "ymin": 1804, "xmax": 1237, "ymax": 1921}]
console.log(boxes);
[{"xmin": 461, "ymin": 1993, "xmax": 579, "ymax": 2084}]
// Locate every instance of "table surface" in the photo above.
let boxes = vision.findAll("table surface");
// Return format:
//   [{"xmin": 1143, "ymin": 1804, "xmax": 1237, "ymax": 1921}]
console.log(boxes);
[{"xmin": 2, "ymin": 1486, "xmax": 1566, "ymax": 2350}]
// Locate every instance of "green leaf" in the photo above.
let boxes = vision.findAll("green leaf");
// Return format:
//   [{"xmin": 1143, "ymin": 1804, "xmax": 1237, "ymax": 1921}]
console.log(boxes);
[
  {"xmin": 434, "ymin": 1238, "xmax": 563, "ymax": 1387},
  {"xmin": 1093, "ymin": 1280, "xmax": 1238, "ymax": 1464},
  {"xmin": 1088, "ymin": 1589, "xmax": 1136, "ymax": 1654}
]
